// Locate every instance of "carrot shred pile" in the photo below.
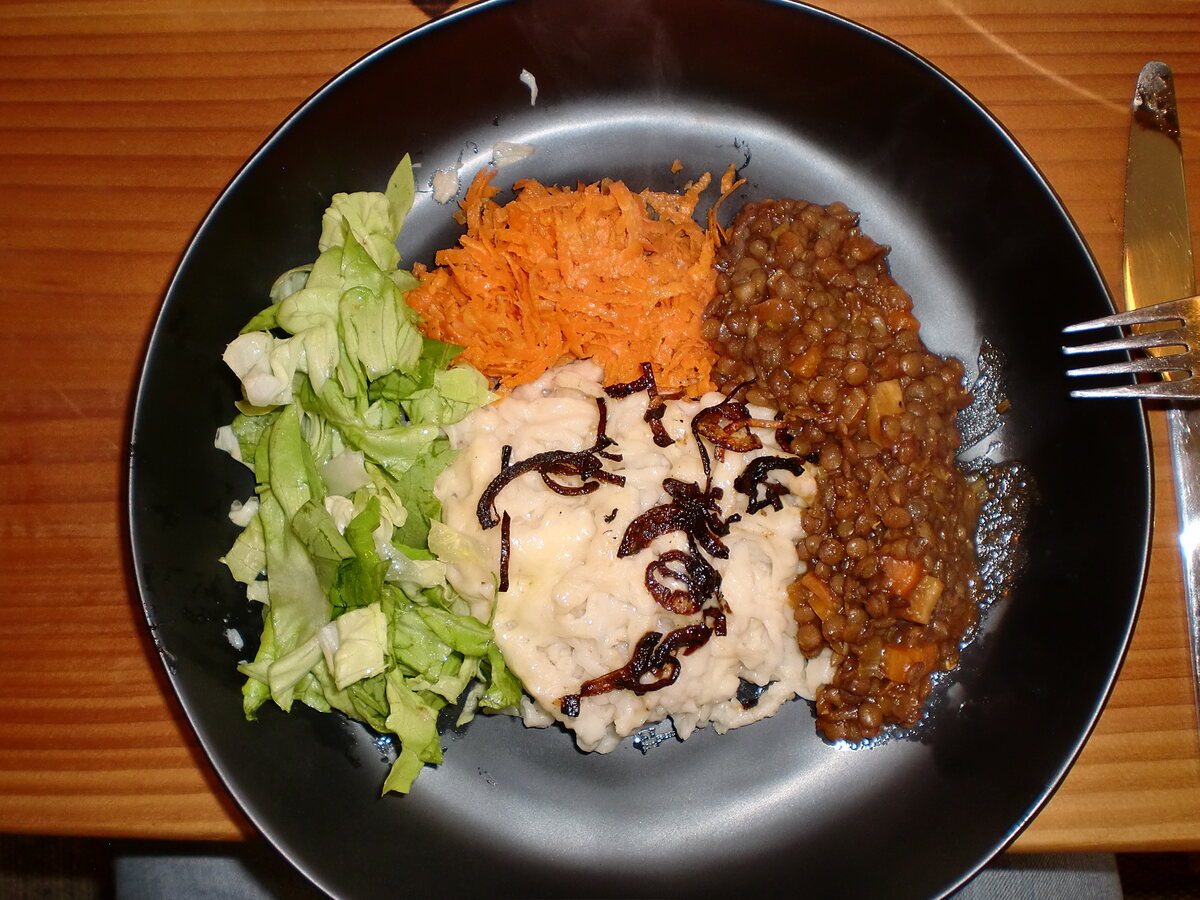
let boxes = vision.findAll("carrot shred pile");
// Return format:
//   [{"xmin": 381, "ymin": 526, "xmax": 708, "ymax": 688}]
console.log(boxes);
[{"xmin": 407, "ymin": 167, "xmax": 738, "ymax": 397}]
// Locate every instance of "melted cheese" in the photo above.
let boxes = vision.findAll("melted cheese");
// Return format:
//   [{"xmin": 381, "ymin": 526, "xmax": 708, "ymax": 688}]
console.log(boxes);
[{"xmin": 433, "ymin": 361, "xmax": 833, "ymax": 752}]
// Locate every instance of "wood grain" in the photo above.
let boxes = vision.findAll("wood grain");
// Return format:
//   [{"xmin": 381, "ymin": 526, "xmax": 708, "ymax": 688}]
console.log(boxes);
[{"xmin": 1, "ymin": 0, "xmax": 1198, "ymax": 852}]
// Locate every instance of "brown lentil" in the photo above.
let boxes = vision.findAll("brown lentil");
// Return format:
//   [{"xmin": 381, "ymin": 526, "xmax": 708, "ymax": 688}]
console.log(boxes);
[{"xmin": 701, "ymin": 198, "xmax": 982, "ymax": 743}]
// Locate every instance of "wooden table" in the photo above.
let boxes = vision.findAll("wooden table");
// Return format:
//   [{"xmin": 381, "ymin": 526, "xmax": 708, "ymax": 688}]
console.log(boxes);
[{"xmin": 1, "ymin": 0, "xmax": 1198, "ymax": 856}]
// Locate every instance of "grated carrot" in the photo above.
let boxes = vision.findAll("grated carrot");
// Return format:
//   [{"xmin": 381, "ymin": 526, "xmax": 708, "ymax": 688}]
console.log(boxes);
[{"xmin": 407, "ymin": 167, "xmax": 740, "ymax": 397}]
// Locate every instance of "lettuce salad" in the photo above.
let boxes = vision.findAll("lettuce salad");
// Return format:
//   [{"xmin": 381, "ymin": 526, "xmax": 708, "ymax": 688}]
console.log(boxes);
[{"xmin": 215, "ymin": 157, "xmax": 521, "ymax": 794}]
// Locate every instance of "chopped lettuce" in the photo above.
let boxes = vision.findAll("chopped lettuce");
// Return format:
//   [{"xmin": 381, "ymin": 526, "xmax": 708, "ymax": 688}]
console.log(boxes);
[
  {"xmin": 318, "ymin": 603, "xmax": 389, "ymax": 691},
  {"xmin": 218, "ymin": 157, "xmax": 517, "ymax": 794}
]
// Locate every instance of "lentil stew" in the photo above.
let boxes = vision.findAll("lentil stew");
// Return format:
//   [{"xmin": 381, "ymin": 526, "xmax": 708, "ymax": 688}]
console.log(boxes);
[{"xmin": 702, "ymin": 198, "xmax": 984, "ymax": 742}]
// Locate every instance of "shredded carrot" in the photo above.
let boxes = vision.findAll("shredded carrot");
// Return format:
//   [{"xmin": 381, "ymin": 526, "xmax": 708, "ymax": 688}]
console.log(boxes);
[
  {"xmin": 708, "ymin": 165, "xmax": 746, "ymax": 243},
  {"xmin": 407, "ymin": 166, "xmax": 740, "ymax": 397}
]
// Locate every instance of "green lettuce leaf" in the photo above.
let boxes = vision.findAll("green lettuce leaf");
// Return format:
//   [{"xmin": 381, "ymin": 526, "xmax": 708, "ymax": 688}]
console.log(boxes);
[
  {"xmin": 319, "ymin": 603, "xmax": 389, "ymax": 691},
  {"xmin": 330, "ymin": 498, "xmax": 387, "ymax": 615},
  {"xmin": 220, "ymin": 511, "xmax": 265, "ymax": 585},
  {"xmin": 215, "ymin": 156, "xmax": 511, "ymax": 794}
]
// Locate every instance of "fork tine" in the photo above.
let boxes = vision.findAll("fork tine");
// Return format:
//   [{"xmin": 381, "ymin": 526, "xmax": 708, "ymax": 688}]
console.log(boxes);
[
  {"xmin": 1067, "ymin": 353, "xmax": 1194, "ymax": 378},
  {"xmin": 1070, "ymin": 377, "xmax": 1200, "ymax": 401},
  {"xmin": 1062, "ymin": 294, "xmax": 1199, "ymax": 333},
  {"xmin": 1061, "ymin": 326, "xmax": 1188, "ymax": 356}
]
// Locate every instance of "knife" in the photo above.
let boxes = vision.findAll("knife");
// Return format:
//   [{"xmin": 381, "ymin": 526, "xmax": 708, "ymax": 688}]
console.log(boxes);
[{"xmin": 1122, "ymin": 61, "xmax": 1200, "ymax": 724}]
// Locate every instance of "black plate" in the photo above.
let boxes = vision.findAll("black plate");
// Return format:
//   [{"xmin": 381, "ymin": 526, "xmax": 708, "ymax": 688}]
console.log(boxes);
[{"xmin": 128, "ymin": 0, "xmax": 1151, "ymax": 897}]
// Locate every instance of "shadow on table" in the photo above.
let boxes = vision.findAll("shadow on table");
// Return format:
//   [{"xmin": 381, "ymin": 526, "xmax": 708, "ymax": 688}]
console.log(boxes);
[
  {"xmin": 2, "ymin": 832, "xmax": 1199, "ymax": 898},
  {"xmin": 0, "ymin": 834, "xmax": 320, "ymax": 900}
]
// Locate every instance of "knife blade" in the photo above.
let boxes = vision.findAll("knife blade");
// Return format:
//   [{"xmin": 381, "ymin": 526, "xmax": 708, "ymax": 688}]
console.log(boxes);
[
  {"xmin": 1124, "ymin": 62, "xmax": 1194, "ymax": 312},
  {"xmin": 1122, "ymin": 60, "xmax": 1200, "ymax": 726}
]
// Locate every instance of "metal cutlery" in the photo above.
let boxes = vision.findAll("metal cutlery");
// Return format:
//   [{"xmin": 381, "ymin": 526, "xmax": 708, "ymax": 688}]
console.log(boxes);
[
  {"xmin": 1071, "ymin": 60, "xmax": 1200, "ymax": 727},
  {"xmin": 1063, "ymin": 292, "xmax": 1200, "ymax": 399}
]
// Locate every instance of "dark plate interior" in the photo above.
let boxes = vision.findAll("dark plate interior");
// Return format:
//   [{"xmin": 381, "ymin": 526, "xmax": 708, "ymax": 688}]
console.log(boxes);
[{"xmin": 128, "ymin": 0, "xmax": 1151, "ymax": 897}]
